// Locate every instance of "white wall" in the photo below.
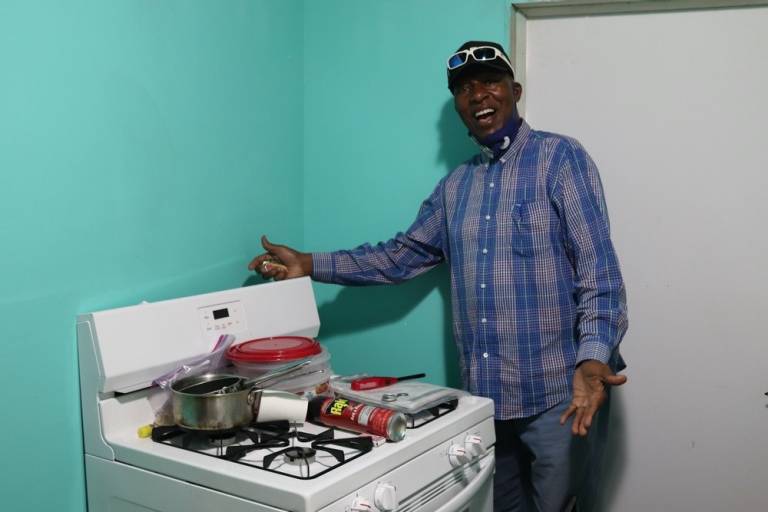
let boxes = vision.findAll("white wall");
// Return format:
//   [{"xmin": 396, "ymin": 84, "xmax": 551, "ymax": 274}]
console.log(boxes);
[{"xmin": 521, "ymin": 4, "xmax": 768, "ymax": 511}]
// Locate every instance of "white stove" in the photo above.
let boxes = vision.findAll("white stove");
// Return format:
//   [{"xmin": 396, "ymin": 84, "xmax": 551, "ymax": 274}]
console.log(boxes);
[{"xmin": 77, "ymin": 278, "xmax": 495, "ymax": 511}]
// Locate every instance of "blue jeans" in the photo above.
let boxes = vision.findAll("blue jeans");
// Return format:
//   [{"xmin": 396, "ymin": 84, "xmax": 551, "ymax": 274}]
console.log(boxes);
[{"xmin": 493, "ymin": 394, "xmax": 610, "ymax": 512}]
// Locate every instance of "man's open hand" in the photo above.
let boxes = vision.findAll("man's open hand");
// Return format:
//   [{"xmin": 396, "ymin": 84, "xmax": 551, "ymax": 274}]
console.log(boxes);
[{"xmin": 560, "ymin": 360, "xmax": 627, "ymax": 436}]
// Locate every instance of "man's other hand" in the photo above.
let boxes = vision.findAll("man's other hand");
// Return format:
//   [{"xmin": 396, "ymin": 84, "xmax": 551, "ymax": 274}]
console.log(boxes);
[
  {"xmin": 247, "ymin": 235, "xmax": 312, "ymax": 281},
  {"xmin": 559, "ymin": 359, "xmax": 627, "ymax": 436}
]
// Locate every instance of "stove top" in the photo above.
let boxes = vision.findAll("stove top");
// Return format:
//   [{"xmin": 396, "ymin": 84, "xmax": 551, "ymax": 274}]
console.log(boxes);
[
  {"xmin": 152, "ymin": 420, "xmax": 374, "ymax": 479},
  {"xmin": 149, "ymin": 399, "xmax": 459, "ymax": 480}
]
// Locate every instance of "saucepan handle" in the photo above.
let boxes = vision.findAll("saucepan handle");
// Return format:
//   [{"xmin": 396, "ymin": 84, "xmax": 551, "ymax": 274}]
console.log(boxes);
[
  {"xmin": 247, "ymin": 387, "xmax": 262, "ymax": 413},
  {"xmin": 242, "ymin": 360, "xmax": 312, "ymax": 389}
]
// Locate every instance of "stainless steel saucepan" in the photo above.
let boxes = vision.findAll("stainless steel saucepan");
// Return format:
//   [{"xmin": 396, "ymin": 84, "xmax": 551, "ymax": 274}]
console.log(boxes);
[{"xmin": 170, "ymin": 360, "xmax": 310, "ymax": 431}]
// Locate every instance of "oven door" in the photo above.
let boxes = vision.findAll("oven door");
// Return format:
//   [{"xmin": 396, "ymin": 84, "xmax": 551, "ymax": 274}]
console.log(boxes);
[
  {"xmin": 405, "ymin": 450, "xmax": 494, "ymax": 512},
  {"xmin": 434, "ymin": 452, "xmax": 494, "ymax": 512}
]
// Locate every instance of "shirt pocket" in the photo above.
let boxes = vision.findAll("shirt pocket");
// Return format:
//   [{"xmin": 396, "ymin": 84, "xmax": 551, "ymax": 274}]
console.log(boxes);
[{"xmin": 511, "ymin": 200, "xmax": 557, "ymax": 257}]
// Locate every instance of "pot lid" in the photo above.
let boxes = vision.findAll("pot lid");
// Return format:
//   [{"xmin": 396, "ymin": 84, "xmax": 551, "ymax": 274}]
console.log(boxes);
[{"xmin": 226, "ymin": 336, "xmax": 321, "ymax": 362}]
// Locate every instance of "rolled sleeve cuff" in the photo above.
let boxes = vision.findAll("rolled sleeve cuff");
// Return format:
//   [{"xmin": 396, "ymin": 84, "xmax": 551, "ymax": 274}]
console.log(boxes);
[
  {"xmin": 576, "ymin": 339, "xmax": 612, "ymax": 365},
  {"xmin": 311, "ymin": 252, "xmax": 335, "ymax": 282}
]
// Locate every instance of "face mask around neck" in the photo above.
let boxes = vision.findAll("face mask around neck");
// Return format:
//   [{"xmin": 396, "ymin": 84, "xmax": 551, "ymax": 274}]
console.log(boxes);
[{"xmin": 472, "ymin": 113, "xmax": 522, "ymax": 160}]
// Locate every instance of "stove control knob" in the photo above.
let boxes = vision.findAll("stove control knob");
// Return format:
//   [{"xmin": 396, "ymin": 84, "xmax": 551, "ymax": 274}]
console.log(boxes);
[
  {"xmin": 349, "ymin": 496, "xmax": 373, "ymax": 512},
  {"xmin": 464, "ymin": 433, "xmax": 485, "ymax": 459},
  {"xmin": 373, "ymin": 482, "xmax": 398, "ymax": 511},
  {"xmin": 448, "ymin": 444, "xmax": 470, "ymax": 467}
]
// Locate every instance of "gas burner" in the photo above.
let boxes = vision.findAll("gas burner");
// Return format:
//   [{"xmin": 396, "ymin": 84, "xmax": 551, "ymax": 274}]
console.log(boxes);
[
  {"xmin": 207, "ymin": 433, "xmax": 238, "ymax": 447},
  {"xmin": 283, "ymin": 447, "xmax": 316, "ymax": 466}
]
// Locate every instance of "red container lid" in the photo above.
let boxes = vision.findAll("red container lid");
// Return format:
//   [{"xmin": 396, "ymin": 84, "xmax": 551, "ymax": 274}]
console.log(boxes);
[{"xmin": 226, "ymin": 336, "xmax": 321, "ymax": 363}]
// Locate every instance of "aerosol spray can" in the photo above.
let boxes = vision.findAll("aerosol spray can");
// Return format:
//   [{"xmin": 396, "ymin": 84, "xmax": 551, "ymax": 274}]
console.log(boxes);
[{"xmin": 307, "ymin": 396, "xmax": 407, "ymax": 442}]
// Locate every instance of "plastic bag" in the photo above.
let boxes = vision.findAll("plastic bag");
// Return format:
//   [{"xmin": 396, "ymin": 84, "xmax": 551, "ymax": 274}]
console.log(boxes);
[
  {"xmin": 329, "ymin": 377, "xmax": 468, "ymax": 415},
  {"xmin": 149, "ymin": 333, "xmax": 237, "ymax": 425}
]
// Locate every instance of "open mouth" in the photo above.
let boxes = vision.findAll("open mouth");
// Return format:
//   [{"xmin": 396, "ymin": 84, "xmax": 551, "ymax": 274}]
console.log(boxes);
[{"xmin": 474, "ymin": 108, "xmax": 496, "ymax": 126}]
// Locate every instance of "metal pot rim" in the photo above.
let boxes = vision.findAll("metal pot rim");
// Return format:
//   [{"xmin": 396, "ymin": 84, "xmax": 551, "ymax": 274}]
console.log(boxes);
[{"xmin": 170, "ymin": 373, "xmax": 253, "ymax": 397}]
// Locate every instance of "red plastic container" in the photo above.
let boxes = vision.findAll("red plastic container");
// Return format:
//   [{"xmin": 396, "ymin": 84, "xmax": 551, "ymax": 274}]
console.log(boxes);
[{"xmin": 226, "ymin": 336, "xmax": 331, "ymax": 396}]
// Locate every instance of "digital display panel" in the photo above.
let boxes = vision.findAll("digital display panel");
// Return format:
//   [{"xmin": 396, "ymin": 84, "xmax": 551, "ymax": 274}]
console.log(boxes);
[{"xmin": 212, "ymin": 308, "xmax": 229, "ymax": 320}]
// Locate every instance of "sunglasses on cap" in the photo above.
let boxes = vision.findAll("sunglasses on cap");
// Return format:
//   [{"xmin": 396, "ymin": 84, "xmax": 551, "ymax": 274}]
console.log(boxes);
[{"xmin": 447, "ymin": 46, "xmax": 514, "ymax": 72}]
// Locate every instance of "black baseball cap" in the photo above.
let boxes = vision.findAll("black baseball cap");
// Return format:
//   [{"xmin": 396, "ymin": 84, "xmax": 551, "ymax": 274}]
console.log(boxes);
[{"xmin": 447, "ymin": 41, "xmax": 515, "ymax": 92}]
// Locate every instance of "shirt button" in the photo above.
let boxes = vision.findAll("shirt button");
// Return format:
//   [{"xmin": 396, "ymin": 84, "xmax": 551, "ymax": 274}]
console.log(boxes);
[
  {"xmin": 482, "ymin": 352, "xmax": 489, "ymax": 358},
  {"xmin": 480, "ymin": 283, "xmax": 486, "ymax": 289},
  {"xmin": 482, "ymin": 248, "xmax": 488, "ymax": 254},
  {"xmin": 485, "ymin": 215, "xmax": 491, "ymax": 220},
  {"xmin": 489, "ymin": 183, "xmax": 495, "ymax": 188},
  {"xmin": 481, "ymin": 318, "xmax": 487, "ymax": 323}
]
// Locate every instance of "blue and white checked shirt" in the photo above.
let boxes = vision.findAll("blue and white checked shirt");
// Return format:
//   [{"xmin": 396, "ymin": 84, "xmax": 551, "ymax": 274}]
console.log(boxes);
[{"xmin": 312, "ymin": 121, "xmax": 627, "ymax": 419}]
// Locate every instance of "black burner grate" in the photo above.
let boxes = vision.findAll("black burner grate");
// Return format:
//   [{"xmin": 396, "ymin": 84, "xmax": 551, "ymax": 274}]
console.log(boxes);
[
  {"xmin": 405, "ymin": 399, "xmax": 459, "ymax": 429},
  {"xmin": 151, "ymin": 420, "xmax": 374, "ymax": 480}
]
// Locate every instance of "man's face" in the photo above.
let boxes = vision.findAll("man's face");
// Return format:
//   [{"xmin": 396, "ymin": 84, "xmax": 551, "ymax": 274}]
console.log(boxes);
[{"xmin": 452, "ymin": 69, "xmax": 522, "ymax": 140}]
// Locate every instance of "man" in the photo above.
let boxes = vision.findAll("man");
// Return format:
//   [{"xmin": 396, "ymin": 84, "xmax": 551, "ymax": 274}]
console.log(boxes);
[{"xmin": 249, "ymin": 41, "xmax": 628, "ymax": 512}]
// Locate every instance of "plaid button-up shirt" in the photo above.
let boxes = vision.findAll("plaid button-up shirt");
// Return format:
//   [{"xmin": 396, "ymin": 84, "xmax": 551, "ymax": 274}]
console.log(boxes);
[{"xmin": 312, "ymin": 121, "xmax": 628, "ymax": 419}]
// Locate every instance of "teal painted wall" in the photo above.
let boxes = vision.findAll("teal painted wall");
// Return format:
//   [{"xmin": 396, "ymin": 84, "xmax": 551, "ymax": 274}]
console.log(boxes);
[
  {"xmin": 302, "ymin": 0, "xmax": 510, "ymax": 385},
  {"xmin": 0, "ymin": 1, "xmax": 303, "ymax": 510},
  {"xmin": 1, "ymin": 0, "xmax": 513, "ymax": 509}
]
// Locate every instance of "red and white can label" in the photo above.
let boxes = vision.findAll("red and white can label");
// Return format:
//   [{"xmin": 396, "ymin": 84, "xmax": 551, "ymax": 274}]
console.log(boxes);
[{"xmin": 315, "ymin": 397, "xmax": 399, "ymax": 439}]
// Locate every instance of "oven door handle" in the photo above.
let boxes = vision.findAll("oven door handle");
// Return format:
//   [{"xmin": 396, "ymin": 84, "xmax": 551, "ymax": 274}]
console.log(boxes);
[{"xmin": 435, "ymin": 451, "xmax": 495, "ymax": 512}]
